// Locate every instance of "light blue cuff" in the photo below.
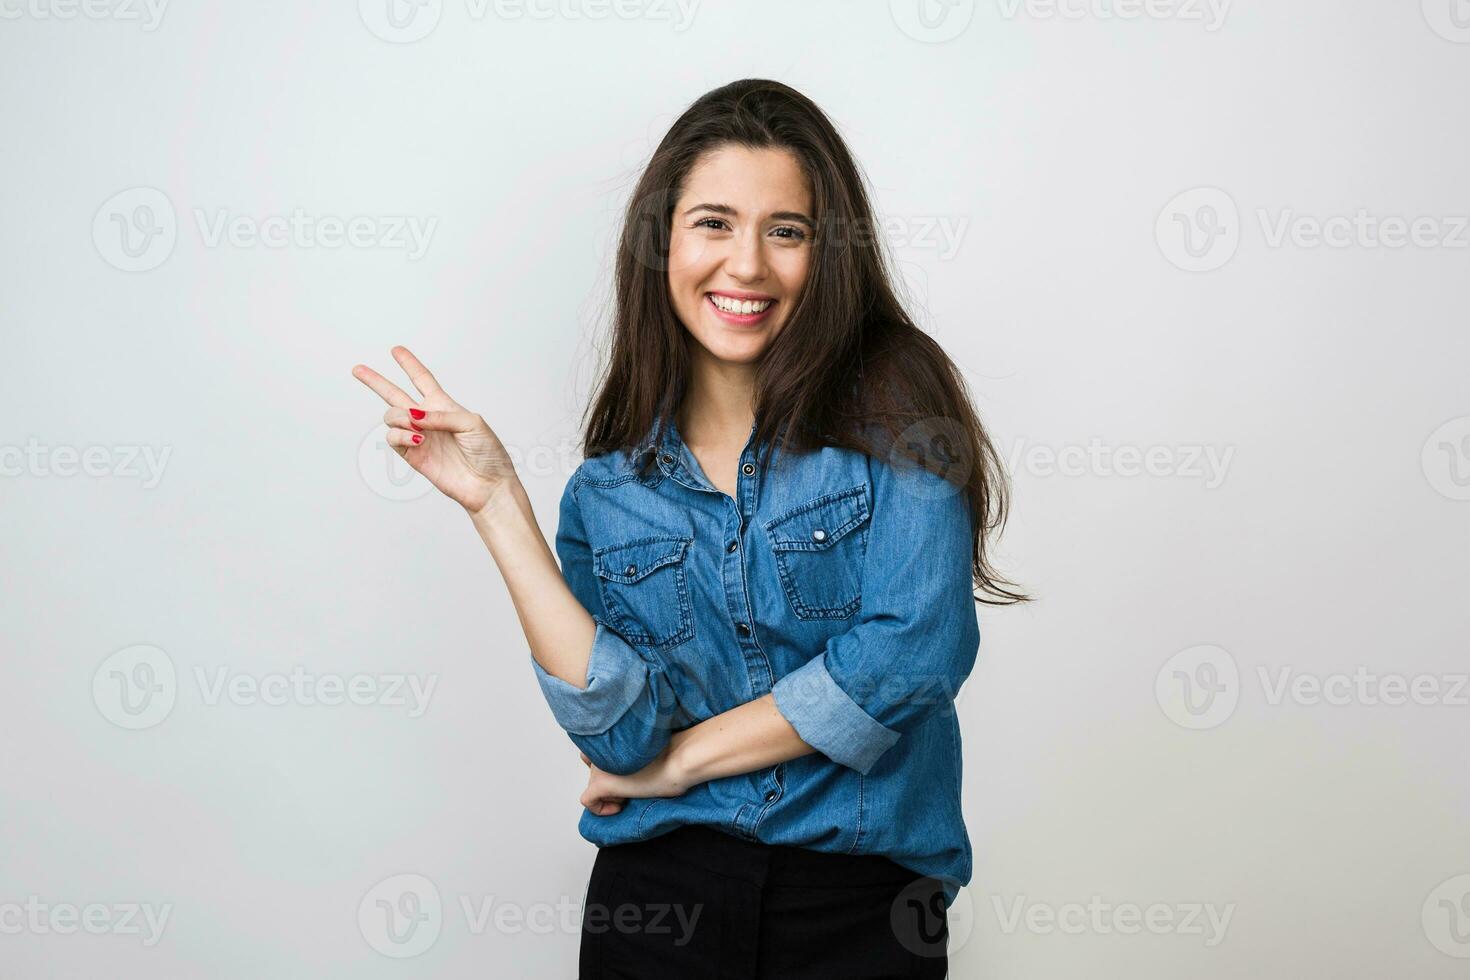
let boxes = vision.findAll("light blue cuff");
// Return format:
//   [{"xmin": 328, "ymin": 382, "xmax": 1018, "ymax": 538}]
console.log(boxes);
[
  {"xmin": 530, "ymin": 621, "xmax": 651, "ymax": 736},
  {"xmin": 772, "ymin": 655, "xmax": 901, "ymax": 775}
]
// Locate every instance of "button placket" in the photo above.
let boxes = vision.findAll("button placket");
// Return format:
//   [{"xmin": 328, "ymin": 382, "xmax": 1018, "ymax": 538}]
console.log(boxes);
[{"xmin": 761, "ymin": 764, "xmax": 784, "ymax": 807}]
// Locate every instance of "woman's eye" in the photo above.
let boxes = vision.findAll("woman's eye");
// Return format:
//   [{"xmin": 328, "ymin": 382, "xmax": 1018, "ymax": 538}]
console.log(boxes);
[
  {"xmin": 693, "ymin": 217, "xmax": 729, "ymax": 231},
  {"xmin": 771, "ymin": 226, "xmax": 808, "ymax": 241}
]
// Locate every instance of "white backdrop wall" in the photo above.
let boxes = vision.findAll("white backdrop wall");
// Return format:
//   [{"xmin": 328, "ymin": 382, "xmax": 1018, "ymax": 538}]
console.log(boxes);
[{"xmin": 2, "ymin": 1, "xmax": 1468, "ymax": 976}]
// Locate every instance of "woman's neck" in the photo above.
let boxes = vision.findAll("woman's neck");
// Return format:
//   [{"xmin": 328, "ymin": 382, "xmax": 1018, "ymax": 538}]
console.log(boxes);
[{"xmin": 677, "ymin": 347, "xmax": 757, "ymax": 451}]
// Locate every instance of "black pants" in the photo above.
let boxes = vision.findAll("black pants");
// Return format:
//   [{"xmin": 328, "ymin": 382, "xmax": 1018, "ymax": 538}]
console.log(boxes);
[{"xmin": 578, "ymin": 823, "xmax": 949, "ymax": 979}]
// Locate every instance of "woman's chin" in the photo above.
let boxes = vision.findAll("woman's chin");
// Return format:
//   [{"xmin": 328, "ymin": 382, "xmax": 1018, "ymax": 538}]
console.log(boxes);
[
  {"xmin": 700, "ymin": 336, "xmax": 771, "ymax": 365},
  {"xmin": 687, "ymin": 320, "xmax": 781, "ymax": 364}
]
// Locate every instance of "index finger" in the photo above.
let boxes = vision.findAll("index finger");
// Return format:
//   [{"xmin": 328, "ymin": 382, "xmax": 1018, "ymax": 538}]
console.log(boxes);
[
  {"xmin": 351, "ymin": 363, "xmax": 417, "ymax": 408},
  {"xmin": 391, "ymin": 345, "xmax": 446, "ymax": 399}
]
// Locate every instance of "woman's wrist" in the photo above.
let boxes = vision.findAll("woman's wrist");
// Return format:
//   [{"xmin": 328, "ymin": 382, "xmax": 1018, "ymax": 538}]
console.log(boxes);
[
  {"xmin": 664, "ymin": 728, "xmax": 704, "ymax": 791},
  {"xmin": 467, "ymin": 477, "xmax": 527, "ymax": 528}
]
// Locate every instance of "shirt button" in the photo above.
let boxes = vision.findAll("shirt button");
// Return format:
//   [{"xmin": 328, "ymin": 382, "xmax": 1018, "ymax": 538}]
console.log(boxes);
[
  {"xmin": 660, "ymin": 453, "xmax": 674, "ymax": 465},
  {"xmin": 811, "ymin": 528, "xmax": 827, "ymax": 543},
  {"xmin": 764, "ymin": 790, "xmax": 778, "ymax": 802},
  {"xmin": 726, "ymin": 540, "xmax": 738, "ymax": 553},
  {"xmin": 736, "ymin": 622, "xmax": 751, "ymax": 635},
  {"xmin": 741, "ymin": 462, "xmax": 755, "ymax": 475},
  {"xmin": 624, "ymin": 564, "xmax": 637, "ymax": 575}
]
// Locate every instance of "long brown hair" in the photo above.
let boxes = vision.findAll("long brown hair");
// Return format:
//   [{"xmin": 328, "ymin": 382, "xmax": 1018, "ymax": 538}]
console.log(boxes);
[{"xmin": 580, "ymin": 78, "xmax": 1026, "ymax": 605}]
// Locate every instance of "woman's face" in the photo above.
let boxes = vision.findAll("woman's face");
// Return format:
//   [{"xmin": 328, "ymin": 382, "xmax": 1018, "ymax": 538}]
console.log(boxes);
[{"xmin": 667, "ymin": 144, "xmax": 814, "ymax": 366}]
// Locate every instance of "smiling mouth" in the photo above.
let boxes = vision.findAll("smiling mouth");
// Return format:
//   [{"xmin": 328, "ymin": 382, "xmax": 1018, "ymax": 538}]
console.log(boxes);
[{"xmin": 706, "ymin": 292, "xmax": 776, "ymax": 325}]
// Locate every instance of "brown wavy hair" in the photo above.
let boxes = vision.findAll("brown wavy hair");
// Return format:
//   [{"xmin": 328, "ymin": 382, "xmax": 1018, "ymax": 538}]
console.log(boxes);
[{"xmin": 579, "ymin": 78, "xmax": 1026, "ymax": 605}]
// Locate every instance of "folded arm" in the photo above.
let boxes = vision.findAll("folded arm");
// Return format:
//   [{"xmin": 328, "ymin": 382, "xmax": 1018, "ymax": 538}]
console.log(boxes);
[{"xmin": 482, "ymin": 472, "xmax": 678, "ymax": 776}]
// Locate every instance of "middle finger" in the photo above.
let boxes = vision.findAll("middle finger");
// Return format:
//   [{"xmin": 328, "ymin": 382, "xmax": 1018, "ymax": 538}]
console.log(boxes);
[{"xmin": 352, "ymin": 364, "xmax": 418, "ymax": 409}]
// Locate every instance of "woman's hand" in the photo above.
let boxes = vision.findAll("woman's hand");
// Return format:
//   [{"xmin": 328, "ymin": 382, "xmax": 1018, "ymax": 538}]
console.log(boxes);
[
  {"xmin": 578, "ymin": 747, "xmax": 692, "ymax": 817},
  {"xmin": 352, "ymin": 346, "xmax": 517, "ymax": 516}
]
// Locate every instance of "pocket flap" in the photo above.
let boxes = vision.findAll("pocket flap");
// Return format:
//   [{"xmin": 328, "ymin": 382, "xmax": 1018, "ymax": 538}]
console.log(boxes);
[
  {"xmin": 763, "ymin": 486, "xmax": 870, "ymax": 552},
  {"xmin": 593, "ymin": 536, "xmax": 691, "ymax": 584}
]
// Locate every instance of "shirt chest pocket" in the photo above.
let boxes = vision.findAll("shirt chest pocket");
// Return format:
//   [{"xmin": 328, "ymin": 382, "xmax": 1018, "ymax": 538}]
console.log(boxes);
[
  {"xmin": 593, "ymin": 535, "xmax": 695, "ymax": 651},
  {"xmin": 762, "ymin": 485, "xmax": 871, "ymax": 620}
]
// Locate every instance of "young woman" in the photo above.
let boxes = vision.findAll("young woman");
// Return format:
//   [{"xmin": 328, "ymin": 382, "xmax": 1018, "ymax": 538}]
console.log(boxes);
[{"xmin": 353, "ymin": 78, "xmax": 1022, "ymax": 978}]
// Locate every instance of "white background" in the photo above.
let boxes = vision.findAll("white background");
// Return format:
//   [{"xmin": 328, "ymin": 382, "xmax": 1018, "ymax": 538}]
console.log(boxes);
[{"xmin": 3, "ymin": 0, "xmax": 1468, "ymax": 975}]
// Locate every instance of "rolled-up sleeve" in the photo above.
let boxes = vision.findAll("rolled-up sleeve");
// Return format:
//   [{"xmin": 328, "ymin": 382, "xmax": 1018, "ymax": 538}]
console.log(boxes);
[
  {"xmin": 530, "ymin": 472, "xmax": 679, "ymax": 775},
  {"xmin": 771, "ymin": 453, "xmax": 981, "ymax": 775}
]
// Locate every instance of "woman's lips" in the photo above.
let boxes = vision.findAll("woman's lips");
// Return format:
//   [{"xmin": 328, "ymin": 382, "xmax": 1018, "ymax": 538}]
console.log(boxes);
[{"xmin": 706, "ymin": 293, "xmax": 776, "ymax": 326}]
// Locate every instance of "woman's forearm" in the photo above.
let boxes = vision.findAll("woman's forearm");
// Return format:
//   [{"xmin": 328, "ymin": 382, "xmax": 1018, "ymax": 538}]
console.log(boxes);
[
  {"xmin": 667, "ymin": 692, "xmax": 819, "ymax": 787},
  {"xmin": 469, "ymin": 478, "xmax": 596, "ymax": 688}
]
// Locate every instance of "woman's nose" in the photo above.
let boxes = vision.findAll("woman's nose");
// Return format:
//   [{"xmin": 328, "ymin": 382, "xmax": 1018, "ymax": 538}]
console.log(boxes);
[{"xmin": 722, "ymin": 230, "xmax": 768, "ymax": 282}]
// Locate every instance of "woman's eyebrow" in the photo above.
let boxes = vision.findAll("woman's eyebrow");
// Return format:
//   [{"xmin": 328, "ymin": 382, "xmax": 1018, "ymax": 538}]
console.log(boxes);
[
  {"xmin": 769, "ymin": 210, "xmax": 815, "ymax": 230},
  {"xmin": 683, "ymin": 203, "xmax": 816, "ymax": 229}
]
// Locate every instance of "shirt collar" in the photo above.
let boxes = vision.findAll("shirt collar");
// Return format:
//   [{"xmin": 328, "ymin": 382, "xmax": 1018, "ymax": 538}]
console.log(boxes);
[{"xmin": 632, "ymin": 410, "xmax": 762, "ymax": 483}]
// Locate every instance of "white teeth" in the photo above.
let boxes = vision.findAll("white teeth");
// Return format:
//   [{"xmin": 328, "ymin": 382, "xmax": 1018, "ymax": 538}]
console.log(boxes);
[{"xmin": 710, "ymin": 294, "xmax": 772, "ymax": 315}]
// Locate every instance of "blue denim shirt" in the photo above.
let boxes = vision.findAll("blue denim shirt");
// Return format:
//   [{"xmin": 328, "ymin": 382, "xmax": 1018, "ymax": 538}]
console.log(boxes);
[{"xmin": 529, "ymin": 412, "xmax": 980, "ymax": 908}]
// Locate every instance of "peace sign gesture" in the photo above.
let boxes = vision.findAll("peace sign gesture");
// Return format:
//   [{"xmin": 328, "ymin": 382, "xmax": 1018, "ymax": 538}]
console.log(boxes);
[{"xmin": 352, "ymin": 346, "xmax": 516, "ymax": 515}]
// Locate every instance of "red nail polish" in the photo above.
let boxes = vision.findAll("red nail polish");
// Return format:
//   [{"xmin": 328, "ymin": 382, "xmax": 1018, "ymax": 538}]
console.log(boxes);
[
  {"xmin": 411, "ymin": 433, "xmax": 423, "ymax": 445},
  {"xmin": 410, "ymin": 422, "xmax": 422, "ymax": 432},
  {"xmin": 409, "ymin": 408, "xmax": 426, "ymax": 420}
]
